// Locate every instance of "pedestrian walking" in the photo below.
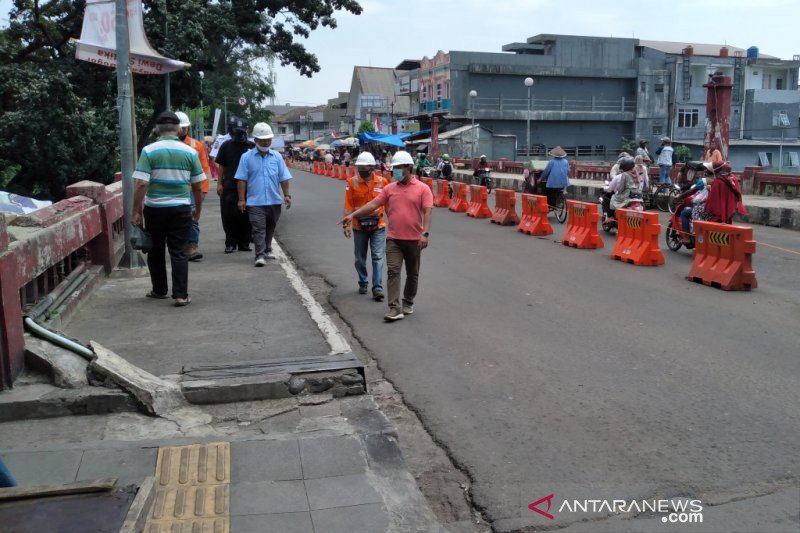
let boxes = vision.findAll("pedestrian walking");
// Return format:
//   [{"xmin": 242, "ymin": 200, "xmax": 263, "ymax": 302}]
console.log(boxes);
[
  {"xmin": 133, "ymin": 111, "xmax": 205, "ymax": 307},
  {"xmin": 340, "ymin": 151, "xmax": 433, "ymax": 322},
  {"xmin": 342, "ymin": 152, "xmax": 390, "ymax": 301},
  {"xmin": 214, "ymin": 117, "xmax": 253, "ymax": 253},
  {"xmin": 655, "ymin": 137, "xmax": 675, "ymax": 185},
  {"xmin": 175, "ymin": 111, "xmax": 210, "ymax": 261},
  {"xmin": 234, "ymin": 123, "xmax": 292, "ymax": 267}
]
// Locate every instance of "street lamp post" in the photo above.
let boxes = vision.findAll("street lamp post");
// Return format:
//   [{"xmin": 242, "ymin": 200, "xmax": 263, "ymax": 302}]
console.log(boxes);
[
  {"xmin": 199, "ymin": 71, "xmax": 204, "ymax": 138},
  {"xmin": 469, "ymin": 90, "xmax": 477, "ymax": 158},
  {"xmin": 524, "ymin": 77, "xmax": 534, "ymax": 158}
]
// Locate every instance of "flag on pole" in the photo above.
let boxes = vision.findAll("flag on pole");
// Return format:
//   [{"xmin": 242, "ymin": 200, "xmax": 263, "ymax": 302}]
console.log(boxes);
[
  {"xmin": 73, "ymin": 0, "xmax": 189, "ymax": 74},
  {"xmin": 374, "ymin": 115, "xmax": 381, "ymax": 132},
  {"xmin": 331, "ymin": 130, "xmax": 338, "ymax": 138}
]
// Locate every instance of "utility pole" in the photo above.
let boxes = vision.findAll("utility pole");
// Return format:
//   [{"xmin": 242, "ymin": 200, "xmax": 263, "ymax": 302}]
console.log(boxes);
[{"xmin": 115, "ymin": 0, "xmax": 142, "ymax": 268}]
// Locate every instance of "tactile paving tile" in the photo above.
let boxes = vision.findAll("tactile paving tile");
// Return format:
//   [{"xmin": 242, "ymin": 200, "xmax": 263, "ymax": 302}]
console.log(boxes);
[{"xmin": 145, "ymin": 442, "xmax": 230, "ymax": 533}]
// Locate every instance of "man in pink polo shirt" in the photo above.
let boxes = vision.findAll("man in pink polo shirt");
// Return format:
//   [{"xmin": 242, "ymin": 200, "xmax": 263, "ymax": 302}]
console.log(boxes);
[{"xmin": 341, "ymin": 150, "xmax": 433, "ymax": 322}]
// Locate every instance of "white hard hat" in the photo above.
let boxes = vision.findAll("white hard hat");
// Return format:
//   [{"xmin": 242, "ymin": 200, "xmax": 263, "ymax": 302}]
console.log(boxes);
[
  {"xmin": 252, "ymin": 123, "xmax": 274, "ymax": 140},
  {"xmin": 391, "ymin": 150, "xmax": 414, "ymax": 166},
  {"xmin": 355, "ymin": 152, "xmax": 376, "ymax": 166},
  {"xmin": 175, "ymin": 111, "xmax": 191, "ymax": 128}
]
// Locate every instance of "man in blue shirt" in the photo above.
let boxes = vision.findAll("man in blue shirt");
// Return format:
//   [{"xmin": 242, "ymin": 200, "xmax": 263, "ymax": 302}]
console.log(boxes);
[{"xmin": 235, "ymin": 123, "xmax": 292, "ymax": 267}]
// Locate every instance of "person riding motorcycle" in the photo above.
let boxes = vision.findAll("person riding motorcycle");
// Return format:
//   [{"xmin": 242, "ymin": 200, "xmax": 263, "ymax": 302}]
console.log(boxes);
[
  {"xmin": 608, "ymin": 157, "xmax": 642, "ymax": 218},
  {"xmin": 415, "ymin": 153, "xmax": 432, "ymax": 177},
  {"xmin": 473, "ymin": 155, "xmax": 492, "ymax": 190},
  {"xmin": 679, "ymin": 177, "xmax": 709, "ymax": 244},
  {"xmin": 439, "ymin": 153, "xmax": 454, "ymax": 197}
]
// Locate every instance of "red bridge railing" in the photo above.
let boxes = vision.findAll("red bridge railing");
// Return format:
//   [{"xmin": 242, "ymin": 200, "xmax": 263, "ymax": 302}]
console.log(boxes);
[{"xmin": 0, "ymin": 179, "xmax": 124, "ymax": 389}]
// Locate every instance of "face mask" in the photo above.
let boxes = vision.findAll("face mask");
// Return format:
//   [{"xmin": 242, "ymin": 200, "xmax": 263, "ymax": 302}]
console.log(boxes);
[
  {"xmin": 256, "ymin": 144, "xmax": 270, "ymax": 153},
  {"xmin": 392, "ymin": 168, "xmax": 405, "ymax": 181},
  {"xmin": 358, "ymin": 169, "xmax": 372, "ymax": 179}
]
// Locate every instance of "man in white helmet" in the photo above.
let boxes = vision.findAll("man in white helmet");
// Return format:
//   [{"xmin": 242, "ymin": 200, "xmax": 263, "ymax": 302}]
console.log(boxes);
[
  {"xmin": 234, "ymin": 123, "xmax": 292, "ymax": 267},
  {"xmin": 342, "ymin": 152, "xmax": 390, "ymax": 300},
  {"xmin": 340, "ymin": 150, "xmax": 433, "ymax": 322},
  {"xmin": 175, "ymin": 111, "xmax": 210, "ymax": 261}
]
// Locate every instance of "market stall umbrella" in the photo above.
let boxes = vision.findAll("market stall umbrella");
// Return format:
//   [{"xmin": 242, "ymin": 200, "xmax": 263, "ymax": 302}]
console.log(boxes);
[
  {"xmin": 317, "ymin": 143, "xmax": 331, "ymax": 151},
  {"xmin": 300, "ymin": 140, "xmax": 316, "ymax": 148},
  {"xmin": 330, "ymin": 140, "xmax": 344, "ymax": 148}
]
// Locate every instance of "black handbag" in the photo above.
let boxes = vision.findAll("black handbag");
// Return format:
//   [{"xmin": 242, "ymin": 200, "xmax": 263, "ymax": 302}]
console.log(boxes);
[
  {"xmin": 357, "ymin": 215, "xmax": 380, "ymax": 231},
  {"xmin": 130, "ymin": 224, "xmax": 153, "ymax": 253}
]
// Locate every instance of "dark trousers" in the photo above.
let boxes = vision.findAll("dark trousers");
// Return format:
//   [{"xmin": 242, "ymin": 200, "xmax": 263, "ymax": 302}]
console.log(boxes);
[
  {"xmin": 144, "ymin": 205, "xmax": 192, "ymax": 299},
  {"xmin": 386, "ymin": 238, "xmax": 422, "ymax": 311},
  {"xmin": 248, "ymin": 205, "xmax": 282, "ymax": 259},
  {"xmin": 220, "ymin": 189, "xmax": 251, "ymax": 247}
]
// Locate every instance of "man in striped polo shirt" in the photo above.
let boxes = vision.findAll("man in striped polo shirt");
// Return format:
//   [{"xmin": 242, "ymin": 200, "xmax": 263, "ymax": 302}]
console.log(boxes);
[{"xmin": 133, "ymin": 111, "xmax": 206, "ymax": 307}]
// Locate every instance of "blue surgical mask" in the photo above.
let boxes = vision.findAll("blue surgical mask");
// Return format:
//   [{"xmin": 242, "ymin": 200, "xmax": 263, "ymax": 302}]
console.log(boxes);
[{"xmin": 392, "ymin": 168, "xmax": 404, "ymax": 181}]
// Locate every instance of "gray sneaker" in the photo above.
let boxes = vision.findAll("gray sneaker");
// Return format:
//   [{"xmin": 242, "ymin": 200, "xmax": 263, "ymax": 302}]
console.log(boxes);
[
  {"xmin": 383, "ymin": 309, "xmax": 404, "ymax": 322},
  {"xmin": 265, "ymin": 251, "xmax": 276, "ymax": 260},
  {"xmin": 372, "ymin": 289, "xmax": 384, "ymax": 302},
  {"xmin": 254, "ymin": 257, "xmax": 267, "ymax": 267},
  {"xmin": 402, "ymin": 304, "xmax": 414, "ymax": 315}
]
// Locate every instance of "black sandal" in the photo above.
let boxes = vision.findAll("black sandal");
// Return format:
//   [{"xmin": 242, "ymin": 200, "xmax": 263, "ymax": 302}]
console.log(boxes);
[{"xmin": 146, "ymin": 291, "xmax": 168, "ymax": 299}]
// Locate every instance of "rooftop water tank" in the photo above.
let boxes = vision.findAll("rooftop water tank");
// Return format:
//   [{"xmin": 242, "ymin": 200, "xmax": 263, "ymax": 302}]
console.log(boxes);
[{"xmin": 747, "ymin": 46, "xmax": 759, "ymax": 59}]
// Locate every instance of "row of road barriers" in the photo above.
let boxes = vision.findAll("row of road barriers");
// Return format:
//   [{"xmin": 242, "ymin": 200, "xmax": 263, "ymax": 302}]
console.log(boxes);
[{"xmin": 432, "ymin": 181, "xmax": 758, "ymax": 292}]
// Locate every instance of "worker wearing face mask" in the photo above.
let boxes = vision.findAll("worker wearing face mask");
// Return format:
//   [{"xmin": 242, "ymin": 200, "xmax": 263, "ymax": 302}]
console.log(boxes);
[
  {"xmin": 342, "ymin": 152, "xmax": 390, "ymax": 301},
  {"xmin": 234, "ymin": 123, "xmax": 292, "ymax": 267}
]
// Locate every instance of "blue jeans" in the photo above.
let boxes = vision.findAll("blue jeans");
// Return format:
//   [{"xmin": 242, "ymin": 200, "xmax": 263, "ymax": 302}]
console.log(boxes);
[
  {"xmin": 659, "ymin": 164, "xmax": 672, "ymax": 185},
  {"xmin": 353, "ymin": 228, "xmax": 386, "ymax": 292},
  {"xmin": 681, "ymin": 206, "xmax": 693, "ymax": 234},
  {"xmin": 0, "ymin": 457, "xmax": 17, "ymax": 487}
]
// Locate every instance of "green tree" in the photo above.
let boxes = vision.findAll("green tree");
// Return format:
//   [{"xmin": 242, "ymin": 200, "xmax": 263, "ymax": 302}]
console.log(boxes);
[
  {"xmin": 0, "ymin": 0, "xmax": 362, "ymax": 198},
  {"xmin": 357, "ymin": 120, "xmax": 375, "ymax": 134},
  {"xmin": 674, "ymin": 145, "xmax": 692, "ymax": 163}
]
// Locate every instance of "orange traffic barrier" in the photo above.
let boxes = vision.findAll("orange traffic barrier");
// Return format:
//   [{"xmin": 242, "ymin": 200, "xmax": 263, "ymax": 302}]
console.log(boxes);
[
  {"xmin": 325, "ymin": 164, "xmax": 334, "ymax": 178},
  {"xmin": 421, "ymin": 177, "xmax": 434, "ymax": 191},
  {"xmin": 449, "ymin": 182, "xmax": 469, "ymax": 213},
  {"xmin": 562, "ymin": 200, "xmax": 604, "ymax": 249},
  {"xmin": 315, "ymin": 162, "xmax": 322, "ymax": 174},
  {"xmin": 332, "ymin": 164, "xmax": 341, "ymax": 180},
  {"xmin": 517, "ymin": 194, "xmax": 553, "ymax": 236},
  {"xmin": 491, "ymin": 189, "xmax": 519, "ymax": 226},
  {"xmin": 687, "ymin": 221, "xmax": 757, "ymax": 291},
  {"xmin": 610, "ymin": 209, "xmax": 665, "ymax": 266},
  {"xmin": 466, "ymin": 185, "xmax": 493, "ymax": 218},
  {"xmin": 433, "ymin": 179, "xmax": 450, "ymax": 208}
]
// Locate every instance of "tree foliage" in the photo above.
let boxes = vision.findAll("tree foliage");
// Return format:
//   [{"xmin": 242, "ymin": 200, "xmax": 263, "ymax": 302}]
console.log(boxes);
[
  {"xmin": 357, "ymin": 120, "xmax": 375, "ymax": 134},
  {"xmin": 0, "ymin": 0, "xmax": 362, "ymax": 199}
]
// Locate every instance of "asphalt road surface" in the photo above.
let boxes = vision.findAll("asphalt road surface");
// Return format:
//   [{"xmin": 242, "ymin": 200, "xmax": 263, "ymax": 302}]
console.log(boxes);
[{"xmin": 277, "ymin": 168, "xmax": 800, "ymax": 532}]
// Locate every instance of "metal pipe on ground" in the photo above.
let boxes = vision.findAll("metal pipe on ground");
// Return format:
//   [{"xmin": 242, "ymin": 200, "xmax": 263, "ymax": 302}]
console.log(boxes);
[{"xmin": 25, "ymin": 262, "xmax": 88, "ymax": 320}]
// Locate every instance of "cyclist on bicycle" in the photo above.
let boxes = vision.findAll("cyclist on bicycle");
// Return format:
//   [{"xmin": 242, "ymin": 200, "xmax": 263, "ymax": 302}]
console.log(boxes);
[{"xmin": 540, "ymin": 146, "xmax": 570, "ymax": 209}]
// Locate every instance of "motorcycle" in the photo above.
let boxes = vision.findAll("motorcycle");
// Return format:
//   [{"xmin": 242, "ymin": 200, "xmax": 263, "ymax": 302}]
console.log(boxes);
[
  {"xmin": 475, "ymin": 168, "xmax": 493, "ymax": 193},
  {"xmin": 665, "ymin": 183, "xmax": 698, "ymax": 251},
  {"xmin": 598, "ymin": 181, "xmax": 643, "ymax": 233}
]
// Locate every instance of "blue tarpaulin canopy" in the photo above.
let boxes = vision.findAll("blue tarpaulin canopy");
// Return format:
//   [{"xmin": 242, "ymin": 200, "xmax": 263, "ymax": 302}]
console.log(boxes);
[{"xmin": 357, "ymin": 132, "xmax": 413, "ymax": 147}]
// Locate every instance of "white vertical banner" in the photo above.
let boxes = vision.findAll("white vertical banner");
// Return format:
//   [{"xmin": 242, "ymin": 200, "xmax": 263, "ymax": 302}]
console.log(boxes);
[
  {"xmin": 73, "ymin": 0, "xmax": 188, "ymax": 74},
  {"xmin": 211, "ymin": 109, "xmax": 222, "ymax": 137}
]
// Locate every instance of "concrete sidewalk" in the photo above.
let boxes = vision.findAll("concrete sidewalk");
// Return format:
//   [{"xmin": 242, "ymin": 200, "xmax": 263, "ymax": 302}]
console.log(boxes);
[
  {"xmin": 1, "ymin": 196, "xmax": 446, "ymax": 532},
  {"xmin": 0, "ymin": 394, "xmax": 445, "ymax": 532},
  {"xmin": 453, "ymin": 170, "xmax": 800, "ymax": 230}
]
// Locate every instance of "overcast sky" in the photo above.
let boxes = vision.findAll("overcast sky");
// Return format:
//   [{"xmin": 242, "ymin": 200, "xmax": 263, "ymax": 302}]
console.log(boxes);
[
  {"xmin": 271, "ymin": 0, "xmax": 800, "ymax": 106},
  {"xmin": 3, "ymin": 0, "xmax": 798, "ymax": 106}
]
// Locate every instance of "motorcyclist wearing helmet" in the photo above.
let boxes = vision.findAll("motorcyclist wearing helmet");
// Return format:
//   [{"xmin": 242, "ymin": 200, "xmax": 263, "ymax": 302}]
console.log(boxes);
[
  {"xmin": 473, "ymin": 155, "xmax": 492, "ymax": 189},
  {"xmin": 415, "ymin": 152, "xmax": 432, "ymax": 177},
  {"xmin": 610, "ymin": 157, "xmax": 642, "ymax": 216}
]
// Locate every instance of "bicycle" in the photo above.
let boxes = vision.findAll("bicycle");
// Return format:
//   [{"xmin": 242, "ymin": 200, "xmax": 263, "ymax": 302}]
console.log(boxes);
[
  {"xmin": 536, "ymin": 182, "xmax": 567, "ymax": 223},
  {"xmin": 651, "ymin": 181, "xmax": 676, "ymax": 212}
]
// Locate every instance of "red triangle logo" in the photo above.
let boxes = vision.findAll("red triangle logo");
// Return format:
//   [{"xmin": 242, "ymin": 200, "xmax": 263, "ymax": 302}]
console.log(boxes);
[{"xmin": 528, "ymin": 493, "xmax": 555, "ymax": 520}]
